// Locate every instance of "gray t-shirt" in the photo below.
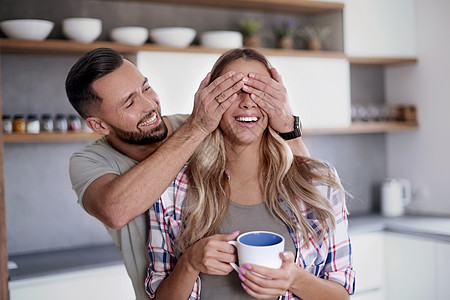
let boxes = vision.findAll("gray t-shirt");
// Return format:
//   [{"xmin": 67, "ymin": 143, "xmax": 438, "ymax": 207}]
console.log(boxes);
[
  {"xmin": 69, "ymin": 114, "xmax": 188, "ymax": 300},
  {"xmin": 200, "ymin": 200, "xmax": 296, "ymax": 299}
]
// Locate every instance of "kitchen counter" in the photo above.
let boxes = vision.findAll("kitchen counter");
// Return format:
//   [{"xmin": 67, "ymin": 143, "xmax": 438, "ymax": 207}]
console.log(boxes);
[
  {"xmin": 8, "ymin": 214, "xmax": 450, "ymax": 282},
  {"xmin": 8, "ymin": 243, "xmax": 123, "ymax": 281},
  {"xmin": 349, "ymin": 214, "xmax": 450, "ymax": 242}
]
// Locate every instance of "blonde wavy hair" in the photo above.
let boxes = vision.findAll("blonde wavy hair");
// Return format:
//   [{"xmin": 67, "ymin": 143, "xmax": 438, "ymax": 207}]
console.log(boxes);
[{"xmin": 176, "ymin": 49, "xmax": 345, "ymax": 253}]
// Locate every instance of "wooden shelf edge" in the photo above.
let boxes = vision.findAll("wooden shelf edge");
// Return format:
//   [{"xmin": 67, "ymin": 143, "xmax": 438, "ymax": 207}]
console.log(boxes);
[
  {"xmin": 303, "ymin": 121, "xmax": 419, "ymax": 135},
  {"xmin": 1, "ymin": 39, "xmax": 418, "ymax": 65},
  {"xmin": 121, "ymin": 0, "xmax": 344, "ymax": 14},
  {"xmin": 348, "ymin": 56, "xmax": 418, "ymax": 65},
  {"xmin": 3, "ymin": 122, "xmax": 418, "ymax": 142},
  {"xmin": 3, "ymin": 132, "xmax": 101, "ymax": 143}
]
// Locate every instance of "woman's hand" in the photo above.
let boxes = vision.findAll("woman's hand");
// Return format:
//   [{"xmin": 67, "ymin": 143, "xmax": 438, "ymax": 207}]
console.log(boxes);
[
  {"xmin": 242, "ymin": 68, "xmax": 295, "ymax": 133},
  {"xmin": 183, "ymin": 231, "xmax": 240, "ymax": 275},
  {"xmin": 237, "ymin": 251, "xmax": 298, "ymax": 299}
]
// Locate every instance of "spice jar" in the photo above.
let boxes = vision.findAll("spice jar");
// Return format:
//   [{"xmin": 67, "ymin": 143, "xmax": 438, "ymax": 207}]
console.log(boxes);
[
  {"xmin": 54, "ymin": 114, "xmax": 68, "ymax": 132},
  {"xmin": 2, "ymin": 115, "xmax": 12, "ymax": 134},
  {"xmin": 68, "ymin": 115, "xmax": 82, "ymax": 132},
  {"xmin": 13, "ymin": 114, "xmax": 26, "ymax": 133},
  {"xmin": 40, "ymin": 114, "xmax": 54, "ymax": 132},
  {"xmin": 26, "ymin": 114, "xmax": 40, "ymax": 134}
]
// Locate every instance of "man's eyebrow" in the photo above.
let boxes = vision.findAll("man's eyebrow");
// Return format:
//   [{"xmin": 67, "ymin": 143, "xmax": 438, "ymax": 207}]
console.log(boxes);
[{"xmin": 121, "ymin": 78, "xmax": 148, "ymax": 106}]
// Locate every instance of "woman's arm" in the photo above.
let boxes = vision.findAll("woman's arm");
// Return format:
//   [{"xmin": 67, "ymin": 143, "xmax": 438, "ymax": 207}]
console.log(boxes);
[
  {"xmin": 238, "ymin": 252, "xmax": 349, "ymax": 300},
  {"xmin": 154, "ymin": 232, "xmax": 240, "ymax": 300}
]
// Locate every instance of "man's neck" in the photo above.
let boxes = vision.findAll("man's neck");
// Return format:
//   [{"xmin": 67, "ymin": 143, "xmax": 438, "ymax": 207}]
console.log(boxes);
[{"xmin": 105, "ymin": 136, "xmax": 164, "ymax": 162}]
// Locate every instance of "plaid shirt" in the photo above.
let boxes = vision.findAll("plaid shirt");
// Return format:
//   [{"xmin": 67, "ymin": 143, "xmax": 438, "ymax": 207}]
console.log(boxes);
[{"xmin": 146, "ymin": 165, "xmax": 355, "ymax": 299}]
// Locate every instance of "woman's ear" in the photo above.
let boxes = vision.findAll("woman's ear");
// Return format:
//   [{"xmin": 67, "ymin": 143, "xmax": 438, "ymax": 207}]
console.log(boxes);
[{"xmin": 85, "ymin": 117, "xmax": 110, "ymax": 136}]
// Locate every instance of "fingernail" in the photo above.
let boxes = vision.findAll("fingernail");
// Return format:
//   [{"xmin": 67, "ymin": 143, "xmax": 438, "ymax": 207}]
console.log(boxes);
[
  {"xmin": 241, "ymin": 282, "xmax": 247, "ymax": 290},
  {"xmin": 242, "ymin": 77, "xmax": 248, "ymax": 82},
  {"xmin": 244, "ymin": 264, "xmax": 251, "ymax": 270},
  {"xmin": 238, "ymin": 267, "xmax": 246, "ymax": 274},
  {"xmin": 238, "ymin": 273, "xmax": 245, "ymax": 281},
  {"xmin": 282, "ymin": 251, "xmax": 288, "ymax": 258},
  {"xmin": 249, "ymin": 73, "xmax": 255, "ymax": 78},
  {"xmin": 232, "ymin": 230, "xmax": 239, "ymax": 235}
]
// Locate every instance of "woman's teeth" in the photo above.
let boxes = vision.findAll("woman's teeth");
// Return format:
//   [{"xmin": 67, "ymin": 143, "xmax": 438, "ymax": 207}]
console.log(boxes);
[
  {"xmin": 139, "ymin": 113, "xmax": 157, "ymax": 127},
  {"xmin": 235, "ymin": 116, "xmax": 258, "ymax": 122}
]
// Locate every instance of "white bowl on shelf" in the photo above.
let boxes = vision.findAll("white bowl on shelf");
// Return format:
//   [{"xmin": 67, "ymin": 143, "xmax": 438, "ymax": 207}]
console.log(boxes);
[
  {"xmin": 62, "ymin": 18, "xmax": 102, "ymax": 43},
  {"xmin": 0, "ymin": 19, "xmax": 54, "ymax": 41},
  {"xmin": 110, "ymin": 26, "xmax": 149, "ymax": 46},
  {"xmin": 149, "ymin": 27, "xmax": 196, "ymax": 48},
  {"xmin": 200, "ymin": 31, "xmax": 243, "ymax": 49}
]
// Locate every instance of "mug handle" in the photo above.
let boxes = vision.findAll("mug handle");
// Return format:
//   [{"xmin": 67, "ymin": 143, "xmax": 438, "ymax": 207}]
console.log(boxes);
[{"xmin": 227, "ymin": 241, "xmax": 239, "ymax": 273}]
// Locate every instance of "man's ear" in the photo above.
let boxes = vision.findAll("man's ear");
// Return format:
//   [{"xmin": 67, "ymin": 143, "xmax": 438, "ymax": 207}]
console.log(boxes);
[{"xmin": 85, "ymin": 117, "xmax": 110, "ymax": 136}]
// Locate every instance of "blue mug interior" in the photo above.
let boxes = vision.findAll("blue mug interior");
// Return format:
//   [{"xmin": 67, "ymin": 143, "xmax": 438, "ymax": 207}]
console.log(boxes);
[{"xmin": 239, "ymin": 232, "xmax": 282, "ymax": 247}]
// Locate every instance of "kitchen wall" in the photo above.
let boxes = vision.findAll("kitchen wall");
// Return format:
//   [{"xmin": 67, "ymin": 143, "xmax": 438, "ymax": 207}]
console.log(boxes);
[
  {"xmin": 385, "ymin": 0, "xmax": 450, "ymax": 216},
  {"xmin": 1, "ymin": 0, "xmax": 387, "ymax": 255}
]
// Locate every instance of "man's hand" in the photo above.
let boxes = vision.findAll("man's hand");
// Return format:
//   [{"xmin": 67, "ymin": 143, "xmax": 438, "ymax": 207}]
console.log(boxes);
[
  {"xmin": 242, "ymin": 68, "xmax": 294, "ymax": 133},
  {"xmin": 188, "ymin": 71, "xmax": 244, "ymax": 135}
]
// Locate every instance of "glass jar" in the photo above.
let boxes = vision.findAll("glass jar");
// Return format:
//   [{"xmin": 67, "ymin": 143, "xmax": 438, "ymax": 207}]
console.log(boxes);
[
  {"xmin": 54, "ymin": 114, "xmax": 68, "ymax": 132},
  {"xmin": 2, "ymin": 115, "xmax": 12, "ymax": 134},
  {"xmin": 68, "ymin": 114, "xmax": 82, "ymax": 132},
  {"xmin": 13, "ymin": 114, "xmax": 26, "ymax": 133},
  {"xmin": 26, "ymin": 114, "xmax": 40, "ymax": 134},
  {"xmin": 40, "ymin": 114, "xmax": 54, "ymax": 132}
]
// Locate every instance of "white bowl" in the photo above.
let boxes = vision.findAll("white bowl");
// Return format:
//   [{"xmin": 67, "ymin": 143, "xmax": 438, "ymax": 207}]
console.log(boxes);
[
  {"xmin": 0, "ymin": 19, "xmax": 54, "ymax": 41},
  {"xmin": 149, "ymin": 27, "xmax": 196, "ymax": 48},
  {"xmin": 62, "ymin": 18, "xmax": 102, "ymax": 43},
  {"xmin": 200, "ymin": 31, "xmax": 243, "ymax": 49},
  {"xmin": 110, "ymin": 26, "xmax": 149, "ymax": 46}
]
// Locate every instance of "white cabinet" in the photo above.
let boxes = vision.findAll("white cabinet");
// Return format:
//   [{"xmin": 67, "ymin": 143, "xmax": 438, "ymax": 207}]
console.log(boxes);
[
  {"xmin": 351, "ymin": 232, "xmax": 385, "ymax": 300},
  {"xmin": 343, "ymin": 0, "xmax": 417, "ymax": 58},
  {"xmin": 436, "ymin": 241, "xmax": 450, "ymax": 300},
  {"xmin": 9, "ymin": 264, "xmax": 135, "ymax": 300},
  {"xmin": 137, "ymin": 52, "xmax": 351, "ymax": 129},
  {"xmin": 385, "ymin": 232, "xmax": 437, "ymax": 300}
]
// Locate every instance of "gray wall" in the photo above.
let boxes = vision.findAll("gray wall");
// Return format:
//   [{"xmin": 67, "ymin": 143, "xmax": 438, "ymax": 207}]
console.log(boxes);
[{"xmin": 2, "ymin": 0, "xmax": 385, "ymax": 255}]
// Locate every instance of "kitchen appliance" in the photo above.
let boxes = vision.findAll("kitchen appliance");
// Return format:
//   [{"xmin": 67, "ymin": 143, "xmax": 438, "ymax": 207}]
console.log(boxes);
[{"xmin": 381, "ymin": 178, "xmax": 411, "ymax": 217}]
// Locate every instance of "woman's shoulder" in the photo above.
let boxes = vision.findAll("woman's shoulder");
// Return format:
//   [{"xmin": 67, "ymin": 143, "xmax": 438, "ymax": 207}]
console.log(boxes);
[{"xmin": 158, "ymin": 165, "xmax": 189, "ymax": 212}]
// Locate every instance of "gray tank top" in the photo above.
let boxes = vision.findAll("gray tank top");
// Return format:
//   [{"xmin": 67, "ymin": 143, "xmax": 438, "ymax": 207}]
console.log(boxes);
[{"xmin": 199, "ymin": 201, "xmax": 296, "ymax": 299}]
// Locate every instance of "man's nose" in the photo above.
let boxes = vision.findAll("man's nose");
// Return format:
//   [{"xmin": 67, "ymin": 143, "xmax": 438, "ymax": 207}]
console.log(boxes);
[{"xmin": 139, "ymin": 94, "xmax": 158, "ymax": 111}]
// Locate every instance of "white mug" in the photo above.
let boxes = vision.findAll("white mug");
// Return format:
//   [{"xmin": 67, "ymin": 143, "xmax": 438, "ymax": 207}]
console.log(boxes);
[{"xmin": 228, "ymin": 231, "xmax": 285, "ymax": 272}]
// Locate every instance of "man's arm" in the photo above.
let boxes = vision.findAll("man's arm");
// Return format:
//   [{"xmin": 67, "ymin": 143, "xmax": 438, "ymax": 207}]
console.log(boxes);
[{"xmin": 82, "ymin": 71, "xmax": 244, "ymax": 229}]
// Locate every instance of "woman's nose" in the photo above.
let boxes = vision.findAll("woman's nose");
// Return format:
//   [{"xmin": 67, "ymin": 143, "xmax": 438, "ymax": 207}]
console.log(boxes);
[{"xmin": 239, "ymin": 92, "xmax": 257, "ymax": 109}]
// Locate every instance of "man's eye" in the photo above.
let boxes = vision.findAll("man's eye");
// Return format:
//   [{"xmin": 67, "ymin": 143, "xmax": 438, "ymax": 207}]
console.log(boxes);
[
  {"xmin": 126, "ymin": 101, "xmax": 134, "ymax": 108},
  {"xmin": 144, "ymin": 86, "xmax": 151, "ymax": 92}
]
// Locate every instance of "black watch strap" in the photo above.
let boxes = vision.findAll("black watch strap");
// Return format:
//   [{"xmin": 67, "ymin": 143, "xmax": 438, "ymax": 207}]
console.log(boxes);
[{"xmin": 277, "ymin": 115, "xmax": 302, "ymax": 140}]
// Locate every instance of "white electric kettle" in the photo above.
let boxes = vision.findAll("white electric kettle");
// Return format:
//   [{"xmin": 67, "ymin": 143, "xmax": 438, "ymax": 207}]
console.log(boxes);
[{"xmin": 381, "ymin": 179, "xmax": 411, "ymax": 217}]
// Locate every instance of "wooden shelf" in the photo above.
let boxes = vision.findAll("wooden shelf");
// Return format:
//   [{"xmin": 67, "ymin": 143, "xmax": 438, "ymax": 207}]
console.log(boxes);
[
  {"xmin": 2, "ymin": 132, "xmax": 101, "ymax": 143},
  {"xmin": 0, "ymin": 38, "xmax": 417, "ymax": 65},
  {"xmin": 303, "ymin": 121, "xmax": 419, "ymax": 135},
  {"xmin": 2, "ymin": 122, "xmax": 418, "ymax": 143},
  {"xmin": 113, "ymin": 0, "xmax": 344, "ymax": 14}
]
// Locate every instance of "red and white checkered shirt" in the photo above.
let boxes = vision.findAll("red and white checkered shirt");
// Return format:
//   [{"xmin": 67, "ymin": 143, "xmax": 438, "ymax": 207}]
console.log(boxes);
[{"xmin": 146, "ymin": 164, "xmax": 355, "ymax": 299}]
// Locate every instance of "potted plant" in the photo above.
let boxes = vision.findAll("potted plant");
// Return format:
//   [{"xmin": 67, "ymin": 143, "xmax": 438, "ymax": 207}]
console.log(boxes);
[
  {"xmin": 272, "ymin": 18, "xmax": 299, "ymax": 49},
  {"xmin": 299, "ymin": 26, "xmax": 331, "ymax": 51},
  {"xmin": 238, "ymin": 19, "xmax": 262, "ymax": 48}
]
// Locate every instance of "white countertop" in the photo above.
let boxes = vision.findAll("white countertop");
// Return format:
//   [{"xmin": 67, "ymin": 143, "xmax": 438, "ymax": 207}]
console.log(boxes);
[{"xmin": 349, "ymin": 214, "xmax": 450, "ymax": 241}]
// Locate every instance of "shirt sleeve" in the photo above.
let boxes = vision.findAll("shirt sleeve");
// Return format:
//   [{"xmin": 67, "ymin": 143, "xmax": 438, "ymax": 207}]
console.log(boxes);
[
  {"xmin": 321, "ymin": 171, "xmax": 356, "ymax": 295},
  {"xmin": 145, "ymin": 168, "xmax": 201, "ymax": 299}
]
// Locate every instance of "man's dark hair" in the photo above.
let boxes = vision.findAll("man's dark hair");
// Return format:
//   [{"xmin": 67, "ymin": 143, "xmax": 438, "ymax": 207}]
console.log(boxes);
[{"xmin": 65, "ymin": 48, "xmax": 124, "ymax": 119}]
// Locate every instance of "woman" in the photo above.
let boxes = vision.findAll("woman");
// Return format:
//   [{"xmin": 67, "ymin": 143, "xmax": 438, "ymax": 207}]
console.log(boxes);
[{"xmin": 146, "ymin": 48, "xmax": 355, "ymax": 299}]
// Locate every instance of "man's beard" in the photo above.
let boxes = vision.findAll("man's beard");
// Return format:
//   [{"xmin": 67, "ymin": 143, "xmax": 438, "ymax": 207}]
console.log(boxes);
[{"xmin": 108, "ymin": 119, "xmax": 168, "ymax": 145}]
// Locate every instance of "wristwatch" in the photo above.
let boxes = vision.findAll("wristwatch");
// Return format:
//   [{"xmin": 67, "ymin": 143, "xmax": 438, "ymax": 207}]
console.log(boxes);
[{"xmin": 277, "ymin": 115, "xmax": 302, "ymax": 140}]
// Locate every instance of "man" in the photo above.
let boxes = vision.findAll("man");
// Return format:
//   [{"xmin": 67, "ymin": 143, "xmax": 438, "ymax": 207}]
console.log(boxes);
[{"xmin": 66, "ymin": 48, "xmax": 308, "ymax": 299}]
